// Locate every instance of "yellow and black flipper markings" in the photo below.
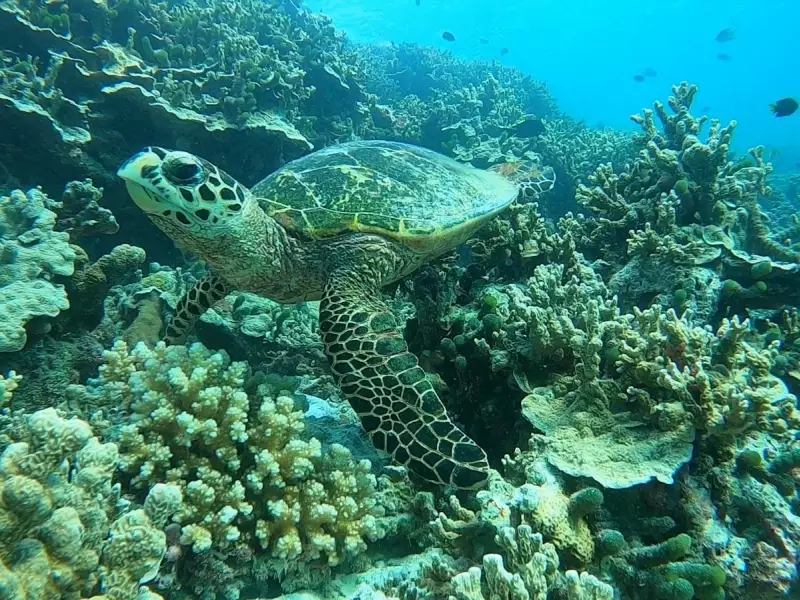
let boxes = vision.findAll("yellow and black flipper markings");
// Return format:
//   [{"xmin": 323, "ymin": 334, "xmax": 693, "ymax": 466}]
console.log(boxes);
[
  {"xmin": 164, "ymin": 274, "xmax": 230, "ymax": 344},
  {"xmin": 320, "ymin": 268, "xmax": 490, "ymax": 489}
]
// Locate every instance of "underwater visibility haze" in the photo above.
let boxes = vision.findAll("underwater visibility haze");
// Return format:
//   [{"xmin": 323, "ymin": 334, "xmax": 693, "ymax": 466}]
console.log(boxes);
[{"xmin": 0, "ymin": 0, "xmax": 799, "ymax": 598}]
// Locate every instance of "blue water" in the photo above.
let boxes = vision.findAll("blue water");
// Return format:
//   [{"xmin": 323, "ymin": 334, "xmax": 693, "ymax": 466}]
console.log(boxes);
[{"xmin": 308, "ymin": 0, "xmax": 800, "ymax": 170}]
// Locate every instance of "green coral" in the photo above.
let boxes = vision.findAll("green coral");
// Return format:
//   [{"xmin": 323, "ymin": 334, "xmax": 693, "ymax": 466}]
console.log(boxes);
[
  {"xmin": 0, "ymin": 187, "xmax": 77, "ymax": 353},
  {"xmin": 600, "ymin": 530, "xmax": 726, "ymax": 600}
]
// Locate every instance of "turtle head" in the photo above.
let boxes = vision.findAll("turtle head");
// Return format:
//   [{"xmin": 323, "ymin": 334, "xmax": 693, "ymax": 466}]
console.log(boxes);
[{"xmin": 118, "ymin": 148, "xmax": 253, "ymax": 239}]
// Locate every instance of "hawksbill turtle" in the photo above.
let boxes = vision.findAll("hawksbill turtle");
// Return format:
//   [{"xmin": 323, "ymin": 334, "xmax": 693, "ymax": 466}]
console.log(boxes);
[{"xmin": 118, "ymin": 140, "xmax": 555, "ymax": 490}]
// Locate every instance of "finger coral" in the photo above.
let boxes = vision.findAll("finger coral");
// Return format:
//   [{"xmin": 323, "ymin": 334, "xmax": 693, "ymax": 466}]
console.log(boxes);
[{"xmin": 70, "ymin": 340, "xmax": 407, "ymax": 567}]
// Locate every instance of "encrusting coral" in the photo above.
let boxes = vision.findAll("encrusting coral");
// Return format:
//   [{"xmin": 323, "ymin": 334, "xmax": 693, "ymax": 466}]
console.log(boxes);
[
  {"xmin": 0, "ymin": 407, "xmax": 181, "ymax": 600},
  {"xmin": 0, "ymin": 187, "xmax": 76, "ymax": 353},
  {"xmin": 67, "ymin": 340, "xmax": 410, "ymax": 567}
]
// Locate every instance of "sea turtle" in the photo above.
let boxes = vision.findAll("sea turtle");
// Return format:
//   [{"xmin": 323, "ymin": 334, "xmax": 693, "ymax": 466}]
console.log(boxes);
[{"xmin": 118, "ymin": 140, "xmax": 555, "ymax": 490}]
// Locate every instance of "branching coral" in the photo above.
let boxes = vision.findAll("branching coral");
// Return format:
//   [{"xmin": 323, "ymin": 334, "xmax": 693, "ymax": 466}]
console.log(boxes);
[
  {"xmin": 67, "ymin": 340, "xmax": 408, "ymax": 568},
  {"xmin": 450, "ymin": 525, "xmax": 612, "ymax": 600},
  {"xmin": 571, "ymin": 82, "xmax": 794, "ymax": 284},
  {"xmin": 539, "ymin": 118, "xmax": 636, "ymax": 185}
]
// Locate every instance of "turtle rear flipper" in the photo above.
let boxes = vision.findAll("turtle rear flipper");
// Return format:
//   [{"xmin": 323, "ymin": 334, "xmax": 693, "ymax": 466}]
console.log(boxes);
[
  {"xmin": 321, "ymin": 268, "xmax": 490, "ymax": 490},
  {"xmin": 164, "ymin": 274, "xmax": 230, "ymax": 344}
]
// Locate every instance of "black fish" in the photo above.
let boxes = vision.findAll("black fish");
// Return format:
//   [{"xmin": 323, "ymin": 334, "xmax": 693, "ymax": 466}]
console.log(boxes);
[
  {"xmin": 700, "ymin": 105, "xmax": 712, "ymax": 113},
  {"xmin": 717, "ymin": 53, "xmax": 731, "ymax": 61},
  {"xmin": 442, "ymin": 31, "xmax": 456, "ymax": 42},
  {"xmin": 480, "ymin": 38, "xmax": 489, "ymax": 44},
  {"xmin": 500, "ymin": 47, "xmax": 509, "ymax": 56},
  {"xmin": 715, "ymin": 28, "xmax": 735, "ymax": 43},
  {"xmin": 643, "ymin": 68, "xmax": 657, "ymax": 77},
  {"xmin": 770, "ymin": 98, "xmax": 798, "ymax": 117},
  {"xmin": 633, "ymin": 74, "xmax": 646, "ymax": 82},
  {"xmin": 416, "ymin": 0, "xmax": 420, "ymax": 4},
  {"xmin": 503, "ymin": 116, "xmax": 545, "ymax": 138}
]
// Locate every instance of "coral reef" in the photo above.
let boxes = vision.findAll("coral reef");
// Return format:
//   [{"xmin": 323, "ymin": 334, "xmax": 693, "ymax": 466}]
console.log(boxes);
[
  {"xmin": 1, "ymin": 0, "xmax": 799, "ymax": 592},
  {"xmin": 67, "ymin": 340, "xmax": 411, "ymax": 574},
  {"xmin": 0, "ymin": 407, "xmax": 181, "ymax": 600}
]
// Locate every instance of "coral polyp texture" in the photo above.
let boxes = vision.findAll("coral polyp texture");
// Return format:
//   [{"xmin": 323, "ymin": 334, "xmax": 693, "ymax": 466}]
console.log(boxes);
[
  {"xmin": 0, "ymin": 408, "xmax": 180, "ymax": 600},
  {"xmin": 69, "ymin": 340, "xmax": 406, "ymax": 568},
  {"xmin": 0, "ymin": 188, "xmax": 76, "ymax": 353}
]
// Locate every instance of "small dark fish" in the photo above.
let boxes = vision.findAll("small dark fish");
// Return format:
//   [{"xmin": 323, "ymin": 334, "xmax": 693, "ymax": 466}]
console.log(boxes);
[
  {"xmin": 504, "ymin": 116, "xmax": 545, "ymax": 138},
  {"xmin": 715, "ymin": 28, "xmax": 736, "ymax": 43},
  {"xmin": 700, "ymin": 105, "xmax": 712, "ymax": 113},
  {"xmin": 643, "ymin": 68, "xmax": 657, "ymax": 77},
  {"xmin": 770, "ymin": 98, "xmax": 798, "ymax": 117},
  {"xmin": 416, "ymin": 0, "xmax": 420, "ymax": 5},
  {"xmin": 480, "ymin": 38, "xmax": 489, "ymax": 44},
  {"xmin": 717, "ymin": 53, "xmax": 731, "ymax": 61},
  {"xmin": 442, "ymin": 31, "xmax": 456, "ymax": 42},
  {"xmin": 500, "ymin": 47, "xmax": 509, "ymax": 56},
  {"xmin": 633, "ymin": 74, "xmax": 646, "ymax": 82}
]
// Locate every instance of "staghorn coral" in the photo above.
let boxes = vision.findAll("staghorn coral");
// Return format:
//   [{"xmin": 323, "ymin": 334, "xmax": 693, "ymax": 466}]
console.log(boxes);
[
  {"xmin": 67, "ymin": 340, "xmax": 409, "ymax": 570},
  {"xmin": 570, "ymin": 82, "xmax": 796, "ymax": 297}
]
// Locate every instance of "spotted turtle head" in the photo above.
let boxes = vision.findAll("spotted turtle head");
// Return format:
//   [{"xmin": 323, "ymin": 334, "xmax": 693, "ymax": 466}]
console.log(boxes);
[{"xmin": 118, "ymin": 147, "xmax": 252, "ymax": 237}]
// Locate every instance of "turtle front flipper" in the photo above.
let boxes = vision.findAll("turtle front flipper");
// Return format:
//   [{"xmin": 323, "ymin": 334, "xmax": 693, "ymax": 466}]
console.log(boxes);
[
  {"xmin": 321, "ymin": 269, "xmax": 490, "ymax": 489},
  {"xmin": 164, "ymin": 274, "xmax": 230, "ymax": 344}
]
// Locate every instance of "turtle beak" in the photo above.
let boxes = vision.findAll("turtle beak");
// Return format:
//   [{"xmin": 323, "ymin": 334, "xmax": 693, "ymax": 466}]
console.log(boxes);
[
  {"xmin": 117, "ymin": 147, "xmax": 164, "ymax": 181},
  {"xmin": 118, "ymin": 148, "xmax": 168, "ymax": 213}
]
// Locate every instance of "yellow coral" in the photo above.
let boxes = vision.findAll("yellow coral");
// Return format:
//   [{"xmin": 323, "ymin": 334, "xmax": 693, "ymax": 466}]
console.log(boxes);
[
  {"xmin": 71, "ymin": 340, "xmax": 405, "ymax": 564},
  {"xmin": 0, "ymin": 409, "xmax": 180, "ymax": 600}
]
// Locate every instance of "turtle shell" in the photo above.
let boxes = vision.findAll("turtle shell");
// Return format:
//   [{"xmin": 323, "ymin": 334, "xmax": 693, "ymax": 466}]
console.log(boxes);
[{"xmin": 251, "ymin": 140, "xmax": 519, "ymax": 253}]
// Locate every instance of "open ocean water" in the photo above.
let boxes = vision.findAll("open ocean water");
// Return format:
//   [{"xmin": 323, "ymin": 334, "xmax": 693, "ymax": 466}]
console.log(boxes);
[{"xmin": 310, "ymin": 0, "xmax": 800, "ymax": 170}]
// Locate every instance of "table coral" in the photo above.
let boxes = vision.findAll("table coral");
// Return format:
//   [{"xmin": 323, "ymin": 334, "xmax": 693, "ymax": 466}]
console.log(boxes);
[{"xmin": 69, "ymin": 340, "xmax": 407, "ymax": 568}]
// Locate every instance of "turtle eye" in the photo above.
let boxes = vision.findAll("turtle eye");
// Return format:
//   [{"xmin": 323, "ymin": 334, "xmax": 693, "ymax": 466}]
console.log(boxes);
[{"xmin": 164, "ymin": 156, "xmax": 204, "ymax": 184}]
